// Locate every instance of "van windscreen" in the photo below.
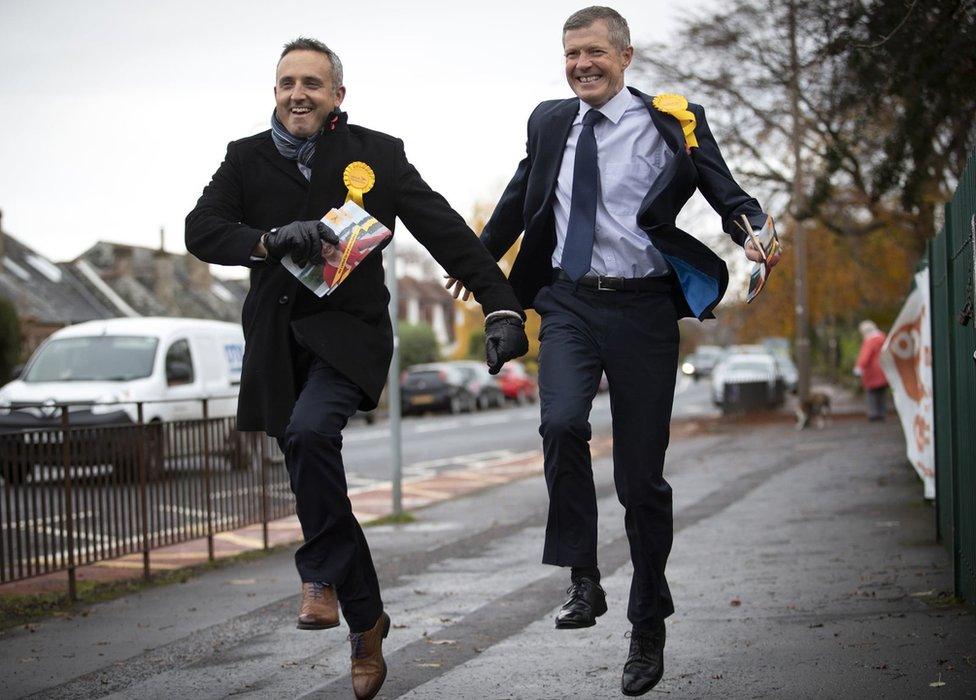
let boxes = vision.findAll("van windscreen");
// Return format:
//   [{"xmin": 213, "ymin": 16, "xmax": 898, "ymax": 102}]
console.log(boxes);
[{"xmin": 24, "ymin": 336, "xmax": 159, "ymax": 383}]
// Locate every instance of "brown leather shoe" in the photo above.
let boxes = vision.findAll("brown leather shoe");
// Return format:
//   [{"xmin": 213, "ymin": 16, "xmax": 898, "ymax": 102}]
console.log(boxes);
[
  {"xmin": 297, "ymin": 582, "xmax": 339, "ymax": 630},
  {"xmin": 349, "ymin": 611, "xmax": 391, "ymax": 700}
]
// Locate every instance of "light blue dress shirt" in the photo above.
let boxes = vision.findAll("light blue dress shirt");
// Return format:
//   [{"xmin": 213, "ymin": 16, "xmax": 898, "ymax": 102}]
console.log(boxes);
[{"xmin": 552, "ymin": 88, "xmax": 672, "ymax": 278}]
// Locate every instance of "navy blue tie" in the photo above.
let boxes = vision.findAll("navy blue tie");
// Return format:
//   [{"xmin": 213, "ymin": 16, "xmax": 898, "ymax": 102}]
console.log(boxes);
[{"xmin": 561, "ymin": 109, "xmax": 605, "ymax": 281}]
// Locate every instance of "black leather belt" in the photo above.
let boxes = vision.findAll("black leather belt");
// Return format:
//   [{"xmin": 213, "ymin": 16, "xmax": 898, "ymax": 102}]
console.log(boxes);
[{"xmin": 554, "ymin": 269, "xmax": 672, "ymax": 292}]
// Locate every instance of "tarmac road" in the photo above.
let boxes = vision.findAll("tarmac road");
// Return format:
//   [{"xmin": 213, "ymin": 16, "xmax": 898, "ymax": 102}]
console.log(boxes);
[
  {"xmin": 2, "ymin": 414, "xmax": 973, "ymax": 698},
  {"xmin": 341, "ymin": 372, "xmax": 714, "ymax": 488}
]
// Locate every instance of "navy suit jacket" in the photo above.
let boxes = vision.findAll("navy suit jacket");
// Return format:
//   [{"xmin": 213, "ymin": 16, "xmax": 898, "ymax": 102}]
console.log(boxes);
[{"xmin": 479, "ymin": 87, "xmax": 767, "ymax": 320}]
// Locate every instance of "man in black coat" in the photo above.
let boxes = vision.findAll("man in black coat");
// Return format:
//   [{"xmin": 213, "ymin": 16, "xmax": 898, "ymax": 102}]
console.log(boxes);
[
  {"xmin": 450, "ymin": 6, "xmax": 779, "ymax": 696},
  {"xmin": 186, "ymin": 37, "xmax": 527, "ymax": 700}
]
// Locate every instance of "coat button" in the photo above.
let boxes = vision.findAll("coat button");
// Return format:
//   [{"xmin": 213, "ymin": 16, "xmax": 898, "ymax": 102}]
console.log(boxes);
[{"xmin": 278, "ymin": 294, "xmax": 289, "ymax": 305}]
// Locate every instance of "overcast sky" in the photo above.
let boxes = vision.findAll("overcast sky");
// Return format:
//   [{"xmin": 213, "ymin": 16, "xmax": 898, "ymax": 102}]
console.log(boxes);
[{"xmin": 0, "ymin": 0, "xmax": 724, "ymax": 279}]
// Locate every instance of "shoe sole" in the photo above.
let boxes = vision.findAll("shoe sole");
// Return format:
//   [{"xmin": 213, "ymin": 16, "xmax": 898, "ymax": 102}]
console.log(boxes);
[
  {"xmin": 356, "ymin": 614, "xmax": 391, "ymax": 700},
  {"xmin": 296, "ymin": 620, "xmax": 340, "ymax": 630},
  {"xmin": 621, "ymin": 667, "xmax": 664, "ymax": 697},
  {"xmin": 554, "ymin": 598, "xmax": 608, "ymax": 629}
]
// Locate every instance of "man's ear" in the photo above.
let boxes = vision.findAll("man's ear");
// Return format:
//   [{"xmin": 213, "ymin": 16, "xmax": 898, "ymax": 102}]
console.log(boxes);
[
  {"xmin": 621, "ymin": 45, "xmax": 634, "ymax": 69},
  {"xmin": 334, "ymin": 85, "xmax": 347, "ymax": 108}
]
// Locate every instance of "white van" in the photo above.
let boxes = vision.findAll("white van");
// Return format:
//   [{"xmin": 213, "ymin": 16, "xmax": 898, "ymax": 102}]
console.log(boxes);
[{"xmin": 0, "ymin": 317, "xmax": 244, "ymax": 429}]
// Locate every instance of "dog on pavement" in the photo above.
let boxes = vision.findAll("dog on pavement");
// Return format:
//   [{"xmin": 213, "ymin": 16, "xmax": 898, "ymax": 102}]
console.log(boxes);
[{"xmin": 796, "ymin": 391, "xmax": 832, "ymax": 430}]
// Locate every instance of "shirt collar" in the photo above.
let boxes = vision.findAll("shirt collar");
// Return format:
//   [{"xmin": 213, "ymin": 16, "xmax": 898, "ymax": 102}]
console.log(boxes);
[{"xmin": 575, "ymin": 87, "xmax": 633, "ymax": 125}]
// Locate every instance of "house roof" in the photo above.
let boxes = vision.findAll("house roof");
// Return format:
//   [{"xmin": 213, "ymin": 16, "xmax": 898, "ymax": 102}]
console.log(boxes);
[
  {"xmin": 397, "ymin": 275, "xmax": 453, "ymax": 304},
  {"xmin": 0, "ymin": 231, "xmax": 116, "ymax": 325},
  {"xmin": 74, "ymin": 241, "xmax": 248, "ymax": 322}
]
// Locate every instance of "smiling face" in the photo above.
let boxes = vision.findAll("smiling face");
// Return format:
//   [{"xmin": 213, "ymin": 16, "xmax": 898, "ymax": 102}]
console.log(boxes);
[
  {"xmin": 274, "ymin": 50, "xmax": 346, "ymax": 138},
  {"xmin": 563, "ymin": 19, "xmax": 632, "ymax": 108}
]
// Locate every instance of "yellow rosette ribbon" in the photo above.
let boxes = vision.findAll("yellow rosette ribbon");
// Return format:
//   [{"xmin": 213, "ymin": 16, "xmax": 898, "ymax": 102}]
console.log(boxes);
[
  {"xmin": 343, "ymin": 161, "xmax": 375, "ymax": 206},
  {"xmin": 652, "ymin": 93, "xmax": 698, "ymax": 150}
]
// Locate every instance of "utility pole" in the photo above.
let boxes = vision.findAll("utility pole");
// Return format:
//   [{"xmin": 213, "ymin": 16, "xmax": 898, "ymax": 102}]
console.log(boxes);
[
  {"xmin": 789, "ymin": 0, "xmax": 811, "ymax": 407},
  {"xmin": 384, "ymin": 237, "xmax": 403, "ymax": 515}
]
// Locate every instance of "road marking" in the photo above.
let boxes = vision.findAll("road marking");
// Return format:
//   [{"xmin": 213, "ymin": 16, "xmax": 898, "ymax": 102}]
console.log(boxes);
[
  {"xmin": 412, "ymin": 420, "xmax": 461, "ymax": 433},
  {"xmin": 402, "ymin": 484, "xmax": 454, "ymax": 500},
  {"xmin": 468, "ymin": 413, "xmax": 514, "ymax": 426},
  {"xmin": 407, "ymin": 450, "xmax": 516, "ymax": 471}
]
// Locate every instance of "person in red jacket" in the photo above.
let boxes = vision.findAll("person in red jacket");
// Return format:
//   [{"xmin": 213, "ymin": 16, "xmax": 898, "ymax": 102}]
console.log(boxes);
[{"xmin": 854, "ymin": 320, "xmax": 888, "ymax": 421}]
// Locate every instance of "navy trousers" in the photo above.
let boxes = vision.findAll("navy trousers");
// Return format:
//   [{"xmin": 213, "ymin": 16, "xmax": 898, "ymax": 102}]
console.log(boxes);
[
  {"xmin": 535, "ymin": 279, "xmax": 679, "ymax": 631},
  {"xmin": 279, "ymin": 350, "xmax": 382, "ymax": 633}
]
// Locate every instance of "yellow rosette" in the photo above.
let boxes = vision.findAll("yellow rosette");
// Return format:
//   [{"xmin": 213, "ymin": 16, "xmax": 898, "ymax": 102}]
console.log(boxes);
[
  {"xmin": 343, "ymin": 161, "xmax": 375, "ymax": 206},
  {"xmin": 652, "ymin": 93, "xmax": 698, "ymax": 150}
]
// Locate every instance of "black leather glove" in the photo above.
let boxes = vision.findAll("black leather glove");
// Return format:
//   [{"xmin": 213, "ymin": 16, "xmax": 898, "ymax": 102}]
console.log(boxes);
[
  {"xmin": 485, "ymin": 313, "xmax": 529, "ymax": 375},
  {"xmin": 265, "ymin": 220, "xmax": 338, "ymax": 266}
]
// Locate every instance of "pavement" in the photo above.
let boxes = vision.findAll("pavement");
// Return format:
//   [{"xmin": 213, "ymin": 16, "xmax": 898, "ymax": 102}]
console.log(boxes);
[{"xmin": 1, "ymin": 390, "xmax": 974, "ymax": 698}]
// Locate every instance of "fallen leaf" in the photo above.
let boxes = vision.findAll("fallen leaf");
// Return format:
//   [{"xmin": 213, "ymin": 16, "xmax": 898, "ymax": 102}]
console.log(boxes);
[
  {"xmin": 19, "ymin": 657, "xmax": 38, "ymax": 663},
  {"xmin": 730, "ymin": 597, "xmax": 742, "ymax": 607},
  {"xmin": 417, "ymin": 662, "xmax": 442, "ymax": 668},
  {"xmin": 427, "ymin": 639, "xmax": 456, "ymax": 646},
  {"xmin": 930, "ymin": 681, "xmax": 946, "ymax": 687},
  {"xmin": 228, "ymin": 579, "xmax": 256, "ymax": 585},
  {"xmin": 281, "ymin": 661, "xmax": 299, "ymax": 668}
]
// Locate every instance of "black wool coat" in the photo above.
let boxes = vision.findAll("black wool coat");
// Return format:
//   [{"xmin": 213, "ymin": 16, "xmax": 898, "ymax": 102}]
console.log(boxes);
[
  {"xmin": 186, "ymin": 113, "xmax": 522, "ymax": 437},
  {"xmin": 479, "ymin": 87, "xmax": 768, "ymax": 320}
]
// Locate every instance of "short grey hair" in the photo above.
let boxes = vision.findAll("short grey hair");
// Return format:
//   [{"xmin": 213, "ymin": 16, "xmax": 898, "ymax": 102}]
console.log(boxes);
[
  {"xmin": 279, "ymin": 37, "xmax": 344, "ymax": 93},
  {"xmin": 563, "ymin": 6, "xmax": 631, "ymax": 51}
]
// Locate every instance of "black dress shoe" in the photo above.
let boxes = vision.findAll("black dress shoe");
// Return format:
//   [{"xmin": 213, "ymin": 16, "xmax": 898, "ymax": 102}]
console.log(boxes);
[
  {"xmin": 621, "ymin": 620, "xmax": 666, "ymax": 696},
  {"xmin": 554, "ymin": 577, "xmax": 607, "ymax": 629}
]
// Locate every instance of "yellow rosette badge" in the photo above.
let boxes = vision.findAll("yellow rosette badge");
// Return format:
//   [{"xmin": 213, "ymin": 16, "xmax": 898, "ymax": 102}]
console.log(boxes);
[
  {"xmin": 343, "ymin": 161, "xmax": 375, "ymax": 206},
  {"xmin": 652, "ymin": 93, "xmax": 698, "ymax": 150}
]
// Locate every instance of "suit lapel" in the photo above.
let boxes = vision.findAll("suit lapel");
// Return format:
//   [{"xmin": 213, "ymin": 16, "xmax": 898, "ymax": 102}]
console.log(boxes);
[
  {"xmin": 304, "ymin": 126, "xmax": 358, "ymax": 220},
  {"xmin": 634, "ymin": 89, "xmax": 684, "ymax": 156},
  {"xmin": 256, "ymin": 136, "xmax": 309, "ymax": 190},
  {"xmin": 631, "ymin": 88, "xmax": 689, "ymax": 220},
  {"xmin": 529, "ymin": 99, "xmax": 578, "ymax": 226}
]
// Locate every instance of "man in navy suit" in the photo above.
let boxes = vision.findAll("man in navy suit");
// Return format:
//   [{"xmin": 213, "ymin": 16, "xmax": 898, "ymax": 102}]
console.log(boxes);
[{"xmin": 451, "ymin": 6, "xmax": 780, "ymax": 695}]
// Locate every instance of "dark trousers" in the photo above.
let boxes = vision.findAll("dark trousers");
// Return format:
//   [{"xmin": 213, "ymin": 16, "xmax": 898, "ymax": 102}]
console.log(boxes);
[
  {"xmin": 279, "ymin": 353, "xmax": 382, "ymax": 633},
  {"xmin": 535, "ymin": 279, "xmax": 679, "ymax": 631},
  {"xmin": 866, "ymin": 386, "xmax": 888, "ymax": 421}
]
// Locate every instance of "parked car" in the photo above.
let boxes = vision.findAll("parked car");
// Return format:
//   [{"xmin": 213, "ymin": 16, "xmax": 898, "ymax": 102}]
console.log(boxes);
[
  {"xmin": 776, "ymin": 355, "xmax": 799, "ymax": 393},
  {"xmin": 710, "ymin": 352, "xmax": 785, "ymax": 413},
  {"xmin": 0, "ymin": 317, "xmax": 246, "ymax": 482},
  {"xmin": 680, "ymin": 345, "xmax": 724, "ymax": 380},
  {"xmin": 400, "ymin": 363, "xmax": 477, "ymax": 415},
  {"xmin": 451, "ymin": 361, "xmax": 506, "ymax": 410},
  {"xmin": 497, "ymin": 361, "xmax": 538, "ymax": 404}
]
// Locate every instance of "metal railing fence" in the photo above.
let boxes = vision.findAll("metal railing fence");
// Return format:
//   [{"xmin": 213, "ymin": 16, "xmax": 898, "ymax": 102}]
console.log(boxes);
[
  {"xmin": 929, "ymin": 146, "xmax": 976, "ymax": 607},
  {"xmin": 0, "ymin": 397, "xmax": 289, "ymax": 599}
]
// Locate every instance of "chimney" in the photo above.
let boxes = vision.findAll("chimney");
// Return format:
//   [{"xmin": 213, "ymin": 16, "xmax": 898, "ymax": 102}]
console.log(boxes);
[
  {"xmin": 187, "ymin": 255, "xmax": 213, "ymax": 294},
  {"xmin": 113, "ymin": 246, "xmax": 134, "ymax": 279},
  {"xmin": 153, "ymin": 228, "xmax": 175, "ymax": 313}
]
